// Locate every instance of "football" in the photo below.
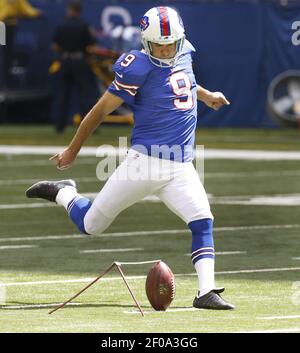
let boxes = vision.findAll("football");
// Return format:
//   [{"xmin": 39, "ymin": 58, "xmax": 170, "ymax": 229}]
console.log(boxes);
[{"xmin": 145, "ymin": 261, "xmax": 175, "ymax": 311}]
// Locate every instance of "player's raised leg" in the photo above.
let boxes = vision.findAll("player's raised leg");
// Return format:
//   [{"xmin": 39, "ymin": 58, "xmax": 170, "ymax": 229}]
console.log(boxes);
[
  {"xmin": 25, "ymin": 150, "xmax": 166, "ymax": 236},
  {"xmin": 26, "ymin": 179, "xmax": 92, "ymax": 234},
  {"xmin": 156, "ymin": 162, "xmax": 235, "ymax": 310}
]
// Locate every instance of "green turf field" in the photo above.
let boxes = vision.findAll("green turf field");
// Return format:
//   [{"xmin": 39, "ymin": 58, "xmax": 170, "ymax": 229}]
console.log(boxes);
[{"xmin": 0, "ymin": 125, "xmax": 300, "ymax": 333}]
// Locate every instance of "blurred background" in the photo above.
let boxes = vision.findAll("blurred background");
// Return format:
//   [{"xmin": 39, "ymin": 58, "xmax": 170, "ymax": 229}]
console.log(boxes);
[{"xmin": 0, "ymin": 0, "xmax": 300, "ymax": 129}]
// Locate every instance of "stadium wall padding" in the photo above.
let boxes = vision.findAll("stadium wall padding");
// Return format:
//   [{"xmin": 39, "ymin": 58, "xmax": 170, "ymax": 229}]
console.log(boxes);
[{"xmin": 4, "ymin": 0, "xmax": 300, "ymax": 127}]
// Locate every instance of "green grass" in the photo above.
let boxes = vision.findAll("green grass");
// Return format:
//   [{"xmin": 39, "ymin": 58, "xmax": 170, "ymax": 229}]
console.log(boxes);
[{"xmin": 0, "ymin": 126, "xmax": 300, "ymax": 332}]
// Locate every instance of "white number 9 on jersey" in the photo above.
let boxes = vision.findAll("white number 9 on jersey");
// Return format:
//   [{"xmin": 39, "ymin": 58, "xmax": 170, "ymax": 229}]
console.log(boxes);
[
  {"xmin": 121, "ymin": 54, "xmax": 136, "ymax": 67},
  {"xmin": 170, "ymin": 71, "xmax": 193, "ymax": 110}
]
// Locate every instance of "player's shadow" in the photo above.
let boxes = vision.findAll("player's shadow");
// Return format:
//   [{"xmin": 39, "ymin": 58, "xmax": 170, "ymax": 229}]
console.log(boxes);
[{"xmin": 1, "ymin": 302, "xmax": 192, "ymax": 311}]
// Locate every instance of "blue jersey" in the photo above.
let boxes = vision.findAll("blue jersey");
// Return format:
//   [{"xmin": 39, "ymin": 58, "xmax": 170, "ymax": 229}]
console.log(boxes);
[{"xmin": 108, "ymin": 40, "xmax": 197, "ymax": 162}]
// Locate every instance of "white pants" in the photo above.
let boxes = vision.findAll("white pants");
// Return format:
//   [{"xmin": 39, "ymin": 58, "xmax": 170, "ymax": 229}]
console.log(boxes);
[{"xmin": 84, "ymin": 149, "xmax": 213, "ymax": 235}]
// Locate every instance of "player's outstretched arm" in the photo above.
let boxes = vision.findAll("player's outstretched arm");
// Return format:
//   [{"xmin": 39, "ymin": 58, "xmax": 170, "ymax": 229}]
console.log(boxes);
[
  {"xmin": 196, "ymin": 84, "xmax": 230, "ymax": 111},
  {"xmin": 50, "ymin": 91, "xmax": 124, "ymax": 170}
]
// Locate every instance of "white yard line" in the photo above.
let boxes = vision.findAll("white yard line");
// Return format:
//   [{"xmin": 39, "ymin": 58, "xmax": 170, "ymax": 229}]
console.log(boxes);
[
  {"xmin": 1, "ymin": 266, "xmax": 300, "ymax": 287},
  {"xmin": 79, "ymin": 248, "xmax": 144, "ymax": 254},
  {"xmin": 215, "ymin": 251, "xmax": 247, "ymax": 255},
  {"xmin": 2, "ymin": 145, "xmax": 300, "ymax": 160},
  {"xmin": 0, "ymin": 177, "xmax": 98, "ymax": 186},
  {"xmin": 0, "ymin": 276, "xmax": 137, "ymax": 287},
  {"xmin": 257, "ymin": 315, "xmax": 300, "ymax": 320},
  {"xmin": 0, "ymin": 234, "xmax": 86, "ymax": 242},
  {"xmin": 215, "ymin": 267, "xmax": 300, "ymax": 274},
  {"xmin": 2, "ymin": 170, "xmax": 300, "ymax": 186},
  {"xmin": 0, "ymin": 224, "xmax": 299, "ymax": 243},
  {"xmin": 0, "ymin": 303, "xmax": 82, "ymax": 310},
  {"xmin": 124, "ymin": 308, "xmax": 198, "ymax": 314},
  {"xmin": 0, "ymin": 158, "xmax": 97, "ymax": 168},
  {"xmin": 214, "ymin": 224, "xmax": 300, "ymax": 231},
  {"xmin": 205, "ymin": 170, "xmax": 300, "ymax": 179},
  {"xmin": 239, "ymin": 328, "xmax": 300, "ymax": 333},
  {"xmin": 211, "ymin": 194, "xmax": 300, "ymax": 206},
  {"xmin": 0, "ymin": 203, "xmax": 55, "ymax": 210},
  {"xmin": 4, "ymin": 193, "xmax": 300, "ymax": 210},
  {"xmin": 0, "ymin": 245, "xmax": 38, "ymax": 250}
]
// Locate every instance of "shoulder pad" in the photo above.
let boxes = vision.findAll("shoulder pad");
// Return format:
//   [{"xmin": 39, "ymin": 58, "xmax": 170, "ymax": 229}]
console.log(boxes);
[{"xmin": 182, "ymin": 39, "xmax": 196, "ymax": 54}]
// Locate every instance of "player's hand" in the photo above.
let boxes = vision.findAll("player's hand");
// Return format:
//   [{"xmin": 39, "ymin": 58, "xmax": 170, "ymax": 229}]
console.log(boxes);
[
  {"xmin": 49, "ymin": 148, "xmax": 77, "ymax": 170},
  {"xmin": 204, "ymin": 92, "xmax": 230, "ymax": 111}
]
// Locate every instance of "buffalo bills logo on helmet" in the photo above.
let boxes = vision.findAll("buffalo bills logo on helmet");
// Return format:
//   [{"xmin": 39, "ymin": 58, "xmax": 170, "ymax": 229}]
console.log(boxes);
[{"xmin": 140, "ymin": 16, "xmax": 150, "ymax": 31}]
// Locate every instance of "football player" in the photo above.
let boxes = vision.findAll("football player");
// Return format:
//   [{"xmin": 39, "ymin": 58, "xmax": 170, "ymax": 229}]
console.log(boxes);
[{"xmin": 26, "ymin": 7, "xmax": 234, "ymax": 310}]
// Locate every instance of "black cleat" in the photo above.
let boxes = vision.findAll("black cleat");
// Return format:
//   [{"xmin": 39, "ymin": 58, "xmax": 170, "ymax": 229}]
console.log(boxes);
[
  {"xmin": 25, "ymin": 179, "xmax": 76, "ymax": 202},
  {"xmin": 193, "ymin": 288, "xmax": 235, "ymax": 310}
]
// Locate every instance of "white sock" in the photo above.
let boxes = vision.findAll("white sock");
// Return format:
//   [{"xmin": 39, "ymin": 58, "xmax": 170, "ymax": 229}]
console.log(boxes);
[
  {"xmin": 56, "ymin": 186, "xmax": 79, "ymax": 210},
  {"xmin": 194, "ymin": 258, "xmax": 215, "ymax": 297}
]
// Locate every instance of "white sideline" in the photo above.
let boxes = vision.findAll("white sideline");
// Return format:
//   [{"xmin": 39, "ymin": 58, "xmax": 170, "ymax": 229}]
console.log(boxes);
[
  {"xmin": 1, "ymin": 266, "xmax": 300, "ymax": 287},
  {"xmin": 0, "ymin": 224, "xmax": 300, "ymax": 243},
  {"xmin": 2, "ymin": 145, "xmax": 300, "ymax": 160}
]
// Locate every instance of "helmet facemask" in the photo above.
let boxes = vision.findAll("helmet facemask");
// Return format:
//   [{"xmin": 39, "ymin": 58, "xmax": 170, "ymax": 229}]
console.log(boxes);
[{"xmin": 141, "ymin": 36, "xmax": 185, "ymax": 68}]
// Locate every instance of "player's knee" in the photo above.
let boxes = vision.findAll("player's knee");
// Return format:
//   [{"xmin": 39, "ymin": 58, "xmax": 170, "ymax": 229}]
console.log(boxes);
[
  {"xmin": 83, "ymin": 208, "xmax": 114, "ymax": 236},
  {"xmin": 84, "ymin": 222, "xmax": 108, "ymax": 236},
  {"xmin": 187, "ymin": 211, "xmax": 214, "ymax": 224}
]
